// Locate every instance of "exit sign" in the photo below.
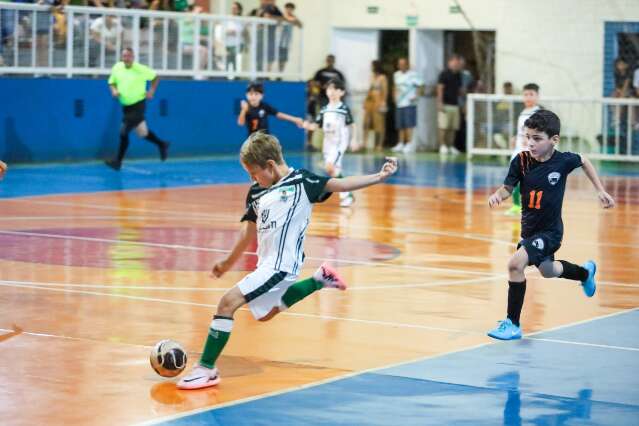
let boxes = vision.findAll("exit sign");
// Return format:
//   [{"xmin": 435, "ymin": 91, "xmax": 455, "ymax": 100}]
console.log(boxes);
[
  {"xmin": 449, "ymin": 5, "xmax": 461, "ymax": 14},
  {"xmin": 367, "ymin": 6, "xmax": 379, "ymax": 14}
]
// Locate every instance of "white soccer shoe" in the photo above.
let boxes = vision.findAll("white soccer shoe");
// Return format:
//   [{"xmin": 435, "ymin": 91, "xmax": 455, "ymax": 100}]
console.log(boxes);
[
  {"xmin": 439, "ymin": 145, "xmax": 449, "ymax": 155},
  {"xmin": 391, "ymin": 143, "xmax": 405, "ymax": 153},
  {"xmin": 313, "ymin": 262, "xmax": 348, "ymax": 290},
  {"xmin": 176, "ymin": 365, "xmax": 221, "ymax": 390}
]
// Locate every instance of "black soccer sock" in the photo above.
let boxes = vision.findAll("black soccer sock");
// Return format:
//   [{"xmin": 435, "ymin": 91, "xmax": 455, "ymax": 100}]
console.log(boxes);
[
  {"xmin": 145, "ymin": 130, "xmax": 165, "ymax": 147},
  {"xmin": 507, "ymin": 280, "xmax": 526, "ymax": 327},
  {"xmin": 558, "ymin": 260, "xmax": 589, "ymax": 282},
  {"xmin": 116, "ymin": 133, "xmax": 130, "ymax": 163}
]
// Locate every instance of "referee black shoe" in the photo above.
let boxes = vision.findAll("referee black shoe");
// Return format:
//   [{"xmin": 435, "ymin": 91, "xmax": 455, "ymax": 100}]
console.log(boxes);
[
  {"xmin": 105, "ymin": 159, "xmax": 122, "ymax": 171},
  {"xmin": 159, "ymin": 142, "xmax": 170, "ymax": 162}
]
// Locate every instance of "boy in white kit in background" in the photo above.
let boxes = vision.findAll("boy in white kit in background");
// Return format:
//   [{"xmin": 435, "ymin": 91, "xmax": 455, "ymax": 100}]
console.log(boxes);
[
  {"xmin": 304, "ymin": 78, "xmax": 356, "ymax": 207},
  {"xmin": 506, "ymin": 83, "xmax": 541, "ymax": 216}
]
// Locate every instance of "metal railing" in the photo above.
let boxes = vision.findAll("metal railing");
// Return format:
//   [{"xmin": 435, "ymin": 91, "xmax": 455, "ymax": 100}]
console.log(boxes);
[
  {"xmin": 467, "ymin": 94, "xmax": 639, "ymax": 162},
  {"xmin": 0, "ymin": 3, "xmax": 303, "ymax": 80}
]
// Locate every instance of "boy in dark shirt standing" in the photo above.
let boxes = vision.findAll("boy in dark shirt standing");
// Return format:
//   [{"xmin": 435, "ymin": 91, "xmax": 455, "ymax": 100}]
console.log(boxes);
[
  {"xmin": 238, "ymin": 82, "xmax": 304, "ymax": 135},
  {"xmin": 487, "ymin": 110, "xmax": 615, "ymax": 340}
]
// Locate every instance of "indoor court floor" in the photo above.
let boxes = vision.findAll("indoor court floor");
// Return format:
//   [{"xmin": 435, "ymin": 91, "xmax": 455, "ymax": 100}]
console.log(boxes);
[{"xmin": 0, "ymin": 153, "xmax": 637, "ymax": 425}]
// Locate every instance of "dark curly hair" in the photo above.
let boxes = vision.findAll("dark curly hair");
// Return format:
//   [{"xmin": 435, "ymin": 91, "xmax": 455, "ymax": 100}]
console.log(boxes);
[{"xmin": 524, "ymin": 109, "xmax": 561, "ymax": 138}]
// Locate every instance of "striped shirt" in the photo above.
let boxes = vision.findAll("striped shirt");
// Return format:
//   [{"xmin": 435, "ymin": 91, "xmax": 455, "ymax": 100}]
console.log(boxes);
[
  {"xmin": 316, "ymin": 102, "xmax": 353, "ymax": 149},
  {"xmin": 241, "ymin": 169, "xmax": 331, "ymax": 275},
  {"xmin": 513, "ymin": 105, "xmax": 541, "ymax": 157}
]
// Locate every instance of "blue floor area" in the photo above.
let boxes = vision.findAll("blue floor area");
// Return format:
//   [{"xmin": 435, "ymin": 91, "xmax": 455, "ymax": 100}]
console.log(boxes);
[
  {"xmin": 3, "ymin": 154, "xmax": 638, "ymax": 199},
  {"xmin": 0, "ymin": 154, "xmax": 520, "ymax": 198},
  {"xmin": 161, "ymin": 310, "xmax": 639, "ymax": 426}
]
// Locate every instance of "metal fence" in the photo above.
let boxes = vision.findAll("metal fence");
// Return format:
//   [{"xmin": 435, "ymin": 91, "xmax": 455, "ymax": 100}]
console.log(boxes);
[
  {"xmin": 0, "ymin": 3, "xmax": 303, "ymax": 80},
  {"xmin": 467, "ymin": 94, "xmax": 639, "ymax": 162}
]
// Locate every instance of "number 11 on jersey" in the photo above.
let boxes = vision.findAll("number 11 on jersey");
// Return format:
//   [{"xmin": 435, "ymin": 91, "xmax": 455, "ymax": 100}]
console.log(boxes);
[{"xmin": 528, "ymin": 190, "xmax": 543, "ymax": 209}]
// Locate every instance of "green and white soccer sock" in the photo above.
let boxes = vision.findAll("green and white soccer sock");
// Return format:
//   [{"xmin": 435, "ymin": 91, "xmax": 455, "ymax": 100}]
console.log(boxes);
[
  {"xmin": 199, "ymin": 315, "xmax": 233, "ymax": 369},
  {"xmin": 281, "ymin": 277, "xmax": 323, "ymax": 309}
]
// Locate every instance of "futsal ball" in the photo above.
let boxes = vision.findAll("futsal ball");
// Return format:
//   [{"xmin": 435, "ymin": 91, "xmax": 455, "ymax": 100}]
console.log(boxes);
[{"xmin": 150, "ymin": 340, "xmax": 187, "ymax": 377}]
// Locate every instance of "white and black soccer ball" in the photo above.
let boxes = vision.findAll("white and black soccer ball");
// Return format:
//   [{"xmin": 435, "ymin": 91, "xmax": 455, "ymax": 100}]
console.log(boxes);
[{"xmin": 150, "ymin": 340, "xmax": 187, "ymax": 377}]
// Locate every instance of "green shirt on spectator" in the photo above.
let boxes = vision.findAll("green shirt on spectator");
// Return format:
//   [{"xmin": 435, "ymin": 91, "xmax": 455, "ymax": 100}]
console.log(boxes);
[{"xmin": 108, "ymin": 62, "xmax": 157, "ymax": 106}]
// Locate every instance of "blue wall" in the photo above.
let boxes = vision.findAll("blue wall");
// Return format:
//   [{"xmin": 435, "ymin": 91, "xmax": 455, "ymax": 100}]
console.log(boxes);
[{"xmin": 0, "ymin": 78, "xmax": 305, "ymax": 163}]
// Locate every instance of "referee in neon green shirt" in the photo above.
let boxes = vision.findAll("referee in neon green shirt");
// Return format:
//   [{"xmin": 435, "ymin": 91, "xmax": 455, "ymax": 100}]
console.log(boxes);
[{"xmin": 106, "ymin": 47, "xmax": 169, "ymax": 170}]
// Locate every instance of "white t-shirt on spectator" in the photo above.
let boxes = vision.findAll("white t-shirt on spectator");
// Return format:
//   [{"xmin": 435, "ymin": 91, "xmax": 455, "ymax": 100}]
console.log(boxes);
[
  {"xmin": 633, "ymin": 68, "xmax": 639, "ymax": 92},
  {"xmin": 513, "ymin": 105, "xmax": 541, "ymax": 157},
  {"xmin": 394, "ymin": 70, "xmax": 423, "ymax": 108},
  {"xmin": 90, "ymin": 17, "xmax": 122, "ymax": 41},
  {"xmin": 215, "ymin": 20, "xmax": 244, "ymax": 47}
]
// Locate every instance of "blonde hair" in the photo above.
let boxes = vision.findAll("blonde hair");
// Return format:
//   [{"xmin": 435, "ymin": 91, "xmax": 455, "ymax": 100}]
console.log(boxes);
[{"xmin": 240, "ymin": 131, "xmax": 285, "ymax": 167}]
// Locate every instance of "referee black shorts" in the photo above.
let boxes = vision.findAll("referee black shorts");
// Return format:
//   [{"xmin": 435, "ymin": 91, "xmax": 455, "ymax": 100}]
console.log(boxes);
[{"xmin": 122, "ymin": 100, "xmax": 146, "ymax": 128}]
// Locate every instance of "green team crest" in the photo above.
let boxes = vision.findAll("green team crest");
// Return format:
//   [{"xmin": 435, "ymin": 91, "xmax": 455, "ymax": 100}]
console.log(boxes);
[{"xmin": 280, "ymin": 187, "xmax": 295, "ymax": 202}]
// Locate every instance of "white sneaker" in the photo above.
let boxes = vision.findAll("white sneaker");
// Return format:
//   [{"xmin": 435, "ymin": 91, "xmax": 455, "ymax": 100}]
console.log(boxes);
[
  {"xmin": 403, "ymin": 142, "xmax": 416, "ymax": 153},
  {"xmin": 391, "ymin": 143, "xmax": 405, "ymax": 152},
  {"xmin": 449, "ymin": 146, "xmax": 461, "ymax": 155},
  {"xmin": 339, "ymin": 192, "xmax": 354, "ymax": 207},
  {"xmin": 176, "ymin": 365, "xmax": 221, "ymax": 390},
  {"xmin": 439, "ymin": 145, "xmax": 449, "ymax": 155}
]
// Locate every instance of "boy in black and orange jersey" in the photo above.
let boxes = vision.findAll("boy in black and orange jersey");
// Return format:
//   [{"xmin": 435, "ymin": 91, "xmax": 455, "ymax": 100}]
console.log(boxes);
[
  {"xmin": 487, "ymin": 110, "xmax": 615, "ymax": 340},
  {"xmin": 238, "ymin": 82, "xmax": 304, "ymax": 135}
]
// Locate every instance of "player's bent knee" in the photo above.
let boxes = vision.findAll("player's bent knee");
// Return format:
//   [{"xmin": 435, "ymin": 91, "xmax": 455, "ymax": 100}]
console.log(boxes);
[
  {"xmin": 507, "ymin": 257, "xmax": 526, "ymax": 274},
  {"xmin": 538, "ymin": 261, "xmax": 556, "ymax": 278},
  {"xmin": 216, "ymin": 292, "xmax": 244, "ymax": 317}
]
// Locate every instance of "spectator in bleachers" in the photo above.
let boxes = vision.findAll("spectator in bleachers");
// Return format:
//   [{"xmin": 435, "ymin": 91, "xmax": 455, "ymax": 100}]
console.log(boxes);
[
  {"xmin": 363, "ymin": 60, "xmax": 388, "ymax": 152},
  {"xmin": 493, "ymin": 81, "xmax": 515, "ymax": 149},
  {"xmin": 391, "ymin": 57, "xmax": 423, "ymax": 153},
  {"xmin": 632, "ymin": 63, "xmax": 639, "ymax": 98},
  {"xmin": 277, "ymin": 2, "xmax": 301, "ymax": 73},
  {"xmin": 89, "ymin": 15, "xmax": 122, "ymax": 67},
  {"xmin": 313, "ymin": 54, "xmax": 345, "ymax": 105},
  {"xmin": 250, "ymin": 0, "xmax": 282, "ymax": 73},
  {"xmin": 177, "ymin": 1, "xmax": 208, "ymax": 79},
  {"xmin": 437, "ymin": 54, "xmax": 462, "ymax": 155},
  {"xmin": 613, "ymin": 57, "xmax": 631, "ymax": 98},
  {"xmin": 455, "ymin": 56, "xmax": 474, "ymax": 153},
  {"xmin": 215, "ymin": 1, "xmax": 246, "ymax": 75},
  {"xmin": 0, "ymin": 3, "xmax": 17, "ymax": 66},
  {"xmin": 0, "ymin": 160, "xmax": 6, "ymax": 181},
  {"xmin": 31, "ymin": 0, "xmax": 68, "ymax": 69}
]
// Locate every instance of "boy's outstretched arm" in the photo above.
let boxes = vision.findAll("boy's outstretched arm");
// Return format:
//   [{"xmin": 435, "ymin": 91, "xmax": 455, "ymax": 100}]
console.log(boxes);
[
  {"xmin": 325, "ymin": 157, "xmax": 398, "ymax": 192},
  {"xmin": 237, "ymin": 100, "xmax": 248, "ymax": 126},
  {"xmin": 276, "ymin": 112, "xmax": 304, "ymax": 128},
  {"xmin": 488, "ymin": 185, "xmax": 514, "ymax": 208},
  {"xmin": 580, "ymin": 155, "xmax": 615, "ymax": 209},
  {"xmin": 211, "ymin": 220, "xmax": 257, "ymax": 278}
]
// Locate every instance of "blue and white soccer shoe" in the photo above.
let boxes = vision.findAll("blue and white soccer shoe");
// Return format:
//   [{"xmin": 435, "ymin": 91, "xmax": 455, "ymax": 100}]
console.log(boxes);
[
  {"xmin": 581, "ymin": 260, "xmax": 597, "ymax": 297},
  {"xmin": 487, "ymin": 318, "xmax": 522, "ymax": 340}
]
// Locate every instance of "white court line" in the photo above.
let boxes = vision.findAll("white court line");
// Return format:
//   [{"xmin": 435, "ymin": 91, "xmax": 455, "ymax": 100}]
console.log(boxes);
[
  {"xmin": 0, "ymin": 327, "xmax": 153, "ymax": 349},
  {"xmin": 0, "ymin": 276, "xmax": 502, "ymax": 292},
  {"xmin": 135, "ymin": 305, "xmax": 639, "ymax": 426},
  {"xmin": 0, "ymin": 281, "xmax": 480, "ymax": 336},
  {"xmin": 0, "ymin": 230, "xmax": 497, "ymax": 277},
  {"xmin": 525, "ymin": 337, "xmax": 639, "ymax": 352}
]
